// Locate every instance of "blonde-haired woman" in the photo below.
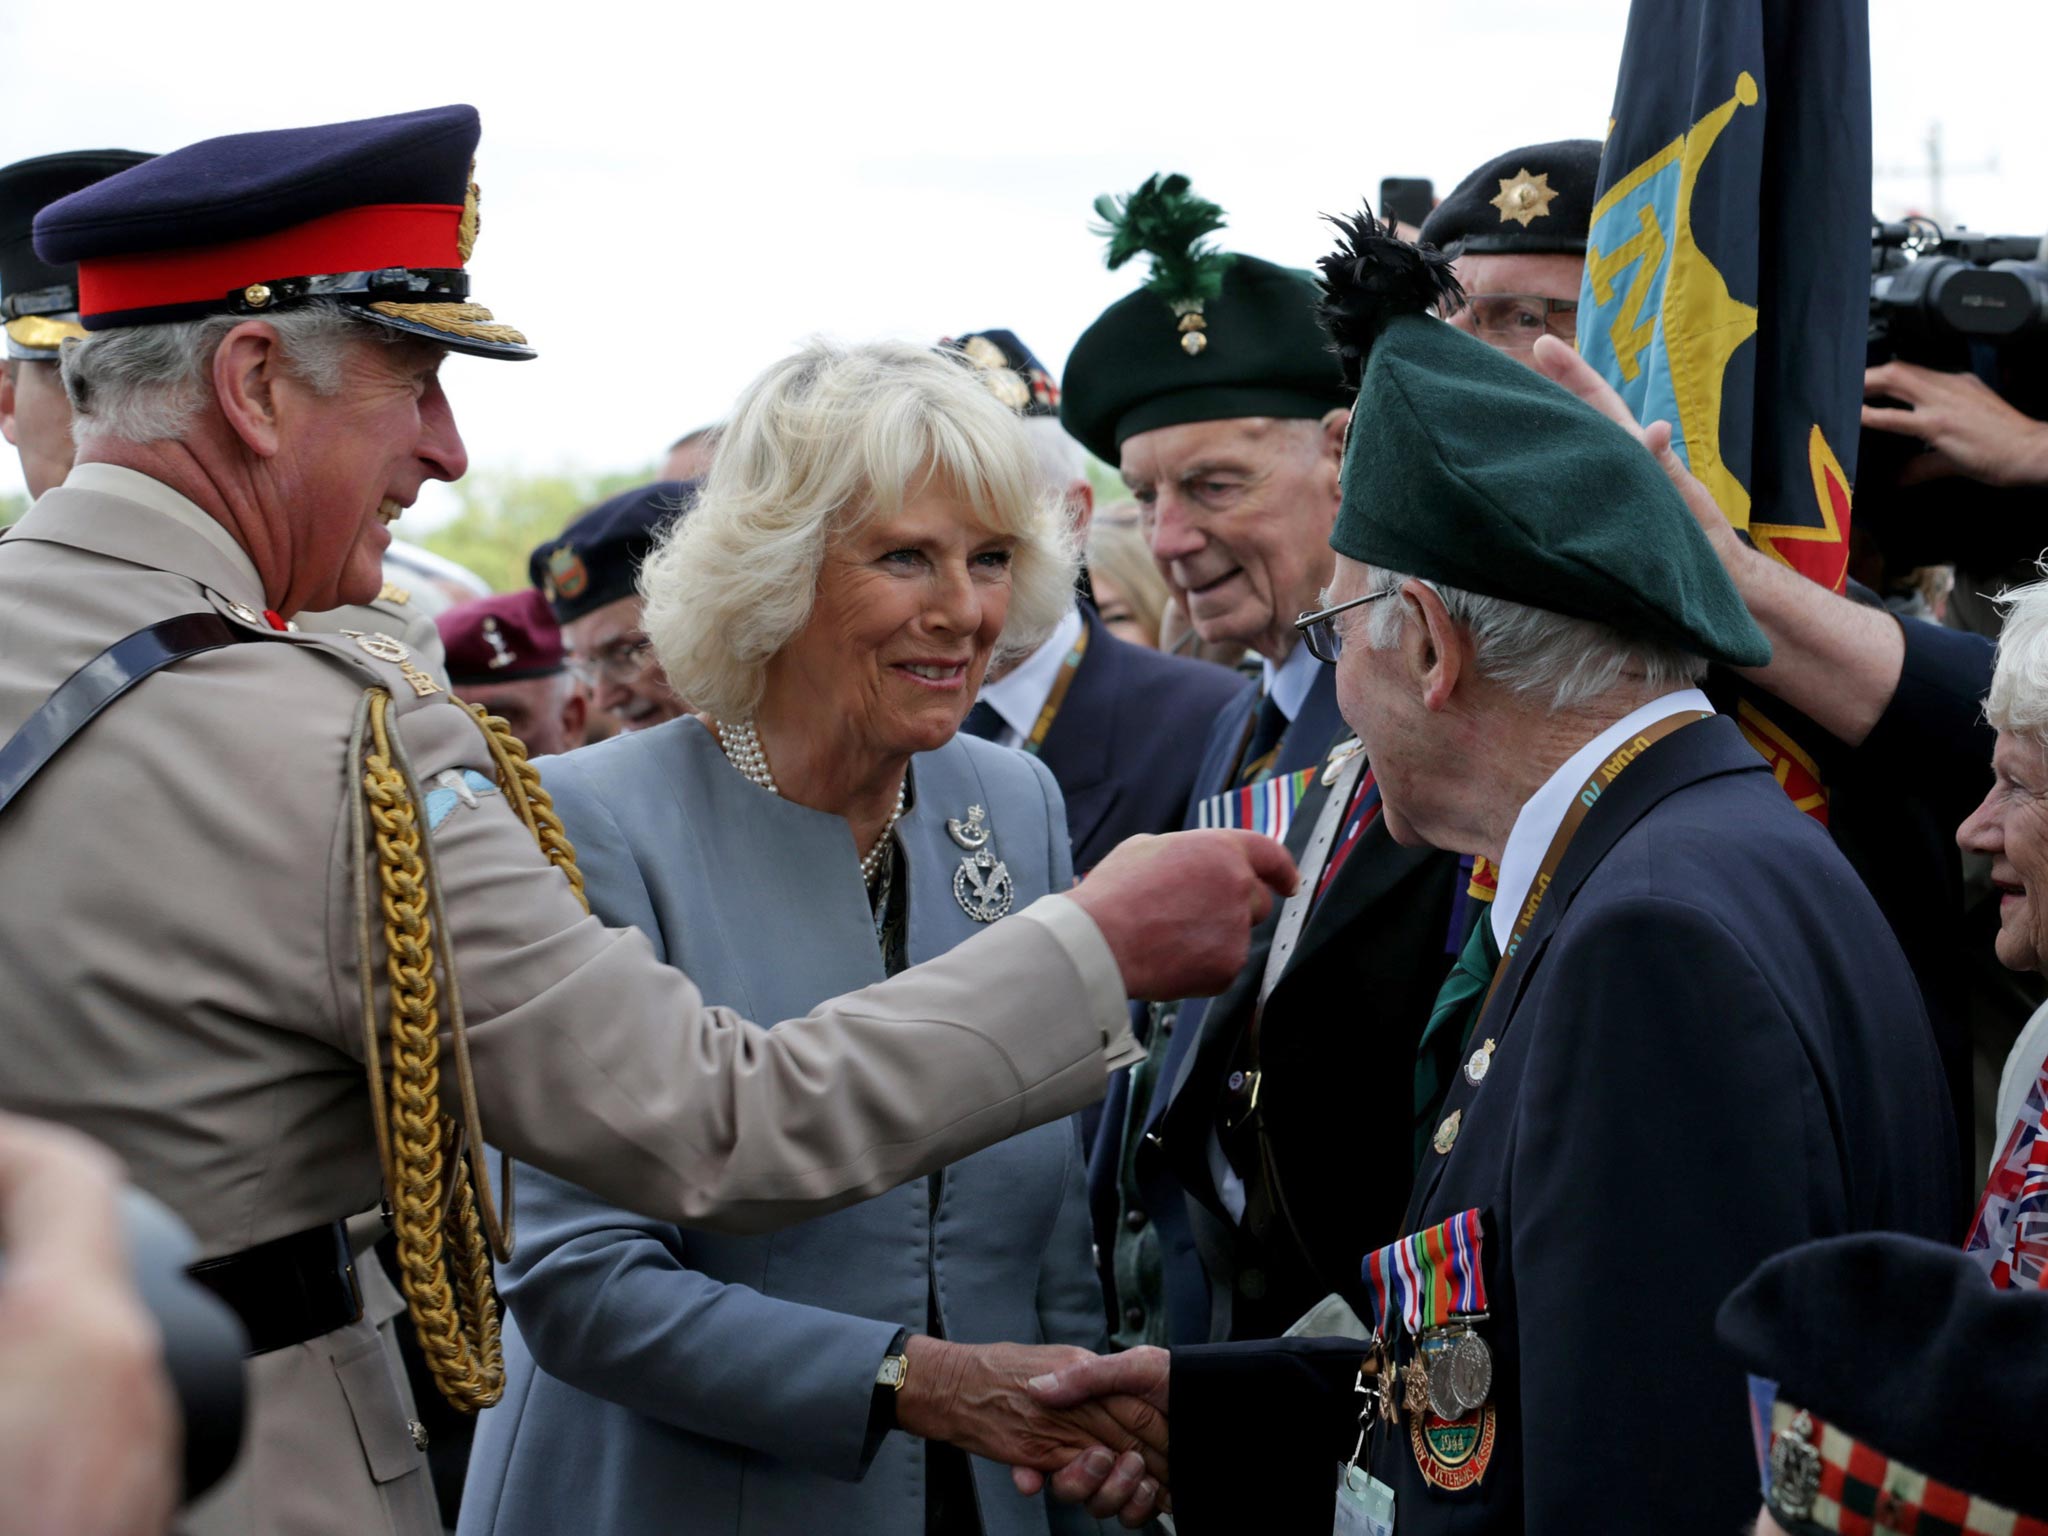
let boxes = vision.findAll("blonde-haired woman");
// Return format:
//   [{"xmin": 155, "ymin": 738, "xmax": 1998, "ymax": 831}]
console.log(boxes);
[
  {"xmin": 1084, "ymin": 503, "xmax": 1173, "ymax": 649},
  {"xmin": 460, "ymin": 339, "xmax": 1145, "ymax": 1536}
]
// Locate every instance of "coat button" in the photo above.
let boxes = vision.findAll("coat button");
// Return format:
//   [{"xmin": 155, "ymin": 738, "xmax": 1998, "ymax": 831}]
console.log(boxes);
[
  {"xmin": 1123, "ymin": 1305, "xmax": 1145, "ymax": 1330},
  {"xmin": 1239, "ymin": 1267, "xmax": 1268, "ymax": 1300},
  {"xmin": 1124, "ymin": 1208, "xmax": 1148, "ymax": 1232}
]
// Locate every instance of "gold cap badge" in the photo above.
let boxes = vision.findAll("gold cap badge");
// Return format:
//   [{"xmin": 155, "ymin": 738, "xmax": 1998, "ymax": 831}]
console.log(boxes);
[{"xmin": 1490, "ymin": 169, "xmax": 1560, "ymax": 229}]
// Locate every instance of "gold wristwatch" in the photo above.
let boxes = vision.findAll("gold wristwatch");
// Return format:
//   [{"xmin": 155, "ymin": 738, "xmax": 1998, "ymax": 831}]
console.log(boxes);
[{"xmin": 876, "ymin": 1351, "xmax": 910, "ymax": 1392}]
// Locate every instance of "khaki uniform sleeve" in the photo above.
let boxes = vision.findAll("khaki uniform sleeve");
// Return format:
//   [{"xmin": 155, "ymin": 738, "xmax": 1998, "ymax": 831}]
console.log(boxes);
[{"xmin": 379, "ymin": 704, "xmax": 1132, "ymax": 1234}]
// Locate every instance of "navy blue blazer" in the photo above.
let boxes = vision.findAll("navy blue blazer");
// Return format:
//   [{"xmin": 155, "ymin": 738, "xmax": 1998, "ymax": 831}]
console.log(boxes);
[
  {"xmin": 1168, "ymin": 715, "xmax": 1960, "ymax": 1536},
  {"xmin": 1037, "ymin": 603, "xmax": 1249, "ymax": 874},
  {"xmin": 1087, "ymin": 663, "xmax": 1352, "ymax": 1344}
]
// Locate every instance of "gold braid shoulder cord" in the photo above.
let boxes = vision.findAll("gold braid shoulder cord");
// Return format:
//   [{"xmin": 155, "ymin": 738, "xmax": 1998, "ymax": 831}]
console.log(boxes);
[{"xmin": 348, "ymin": 688, "xmax": 587, "ymax": 1412}]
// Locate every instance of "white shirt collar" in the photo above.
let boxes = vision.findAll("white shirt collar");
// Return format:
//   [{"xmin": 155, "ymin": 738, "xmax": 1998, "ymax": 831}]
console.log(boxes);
[
  {"xmin": 62, "ymin": 462, "xmax": 264, "ymax": 595},
  {"xmin": 979, "ymin": 605, "xmax": 1086, "ymax": 741},
  {"xmin": 1489, "ymin": 687, "xmax": 1715, "ymax": 954},
  {"xmin": 1259, "ymin": 638, "xmax": 1321, "ymax": 724}
]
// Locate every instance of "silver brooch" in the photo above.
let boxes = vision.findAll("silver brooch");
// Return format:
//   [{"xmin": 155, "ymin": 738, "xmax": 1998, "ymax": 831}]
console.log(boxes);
[{"xmin": 948, "ymin": 805, "xmax": 1013, "ymax": 922}]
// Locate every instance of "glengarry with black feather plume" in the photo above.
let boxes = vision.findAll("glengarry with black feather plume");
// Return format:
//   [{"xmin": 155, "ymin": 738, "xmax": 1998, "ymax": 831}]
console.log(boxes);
[
  {"xmin": 1092, "ymin": 173, "xmax": 1236, "ymax": 354},
  {"xmin": 1315, "ymin": 202, "xmax": 1464, "ymax": 390}
]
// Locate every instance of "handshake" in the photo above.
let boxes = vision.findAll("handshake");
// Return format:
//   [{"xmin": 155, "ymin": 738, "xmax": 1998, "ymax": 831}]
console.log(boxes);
[{"xmin": 895, "ymin": 1338, "xmax": 1171, "ymax": 1529}]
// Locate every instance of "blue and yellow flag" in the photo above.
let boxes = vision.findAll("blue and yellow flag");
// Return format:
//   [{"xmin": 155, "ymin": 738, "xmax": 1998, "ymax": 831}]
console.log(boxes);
[{"xmin": 1578, "ymin": 0, "xmax": 1869, "ymax": 595}]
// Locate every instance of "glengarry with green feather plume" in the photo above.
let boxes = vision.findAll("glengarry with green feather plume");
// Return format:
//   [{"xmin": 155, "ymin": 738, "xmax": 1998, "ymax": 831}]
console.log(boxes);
[{"xmin": 1092, "ymin": 172, "xmax": 1237, "ymax": 354}]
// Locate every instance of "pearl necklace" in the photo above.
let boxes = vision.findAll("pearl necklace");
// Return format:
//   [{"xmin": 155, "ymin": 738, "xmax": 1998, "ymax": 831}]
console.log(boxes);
[{"xmin": 716, "ymin": 719, "xmax": 907, "ymax": 886}]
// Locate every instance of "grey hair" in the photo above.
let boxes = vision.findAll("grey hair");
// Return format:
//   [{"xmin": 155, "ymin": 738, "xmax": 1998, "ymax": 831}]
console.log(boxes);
[
  {"xmin": 1360, "ymin": 569, "xmax": 1707, "ymax": 711},
  {"xmin": 1023, "ymin": 415, "xmax": 1088, "ymax": 501},
  {"xmin": 1988, "ymin": 567, "xmax": 2048, "ymax": 743},
  {"xmin": 640, "ymin": 337, "xmax": 1077, "ymax": 725},
  {"xmin": 59, "ymin": 302, "xmax": 393, "ymax": 445}
]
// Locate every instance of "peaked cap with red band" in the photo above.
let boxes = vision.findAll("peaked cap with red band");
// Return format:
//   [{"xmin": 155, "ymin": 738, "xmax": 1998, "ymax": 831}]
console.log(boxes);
[{"xmin": 32, "ymin": 103, "xmax": 534, "ymax": 361}]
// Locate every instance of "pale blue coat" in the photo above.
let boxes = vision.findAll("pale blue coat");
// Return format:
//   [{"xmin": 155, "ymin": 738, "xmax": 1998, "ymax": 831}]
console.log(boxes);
[{"xmin": 458, "ymin": 719, "xmax": 1108, "ymax": 1536}]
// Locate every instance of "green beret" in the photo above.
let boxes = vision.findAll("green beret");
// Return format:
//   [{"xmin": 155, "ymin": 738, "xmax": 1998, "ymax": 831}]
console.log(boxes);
[
  {"xmin": 1060, "ymin": 174, "xmax": 1351, "ymax": 466},
  {"xmin": 1317, "ymin": 210, "xmax": 1769, "ymax": 669}
]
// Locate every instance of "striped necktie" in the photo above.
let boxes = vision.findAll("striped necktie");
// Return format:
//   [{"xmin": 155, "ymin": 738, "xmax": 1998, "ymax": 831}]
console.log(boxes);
[{"xmin": 1236, "ymin": 690, "xmax": 1290, "ymax": 785}]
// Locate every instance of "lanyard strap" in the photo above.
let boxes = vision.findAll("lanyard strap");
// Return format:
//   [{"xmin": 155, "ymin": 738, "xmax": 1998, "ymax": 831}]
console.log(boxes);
[
  {"xmin": 1020, "ymin": 620, "xmax": 1089, "ymax": 756},
  {"xmin": 1471, "ymin": 711, "xmax": 1710, "ymax": 1030}
]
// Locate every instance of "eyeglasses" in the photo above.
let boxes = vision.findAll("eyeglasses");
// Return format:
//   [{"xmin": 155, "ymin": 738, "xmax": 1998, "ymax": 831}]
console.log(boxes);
[
  {"xmin": 1442, "ymin": 293, "xmax": 1579, "ymax": 350},
  {"xmin": 569, "ymin": 635, "xmax": 656, "ymax": 686},
  {"xmin": 1294, "ymin": 588, "xmax": 1397, "ymax": 664}
]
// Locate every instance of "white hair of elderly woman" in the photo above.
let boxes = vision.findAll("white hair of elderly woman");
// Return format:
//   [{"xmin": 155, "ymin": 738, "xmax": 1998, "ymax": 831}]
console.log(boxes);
[
  {"xmin": 639, "ymin": 337, "xmax": 1078, "ymax": 725},
  {"xmin": 59, "ymin": 302, "xmax": 392, "ymax": 446},
  {"xmin": 1360, "ymin": 569, "xmax": 1707, "ymax": 713},
  {"xmin": 1988, "ymin": 570, "xmax": 2048, "ymax": 743}
]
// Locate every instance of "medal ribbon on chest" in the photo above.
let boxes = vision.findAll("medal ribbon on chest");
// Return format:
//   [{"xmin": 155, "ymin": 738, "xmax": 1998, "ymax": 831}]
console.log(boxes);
[
  {"xmin": 1194, "ymin": 764, "xmax": 1316, "ymax": 840},
  {"xmin": 1362, "ymin": 1209, "xmax": 1498, "ymax": 1490}
]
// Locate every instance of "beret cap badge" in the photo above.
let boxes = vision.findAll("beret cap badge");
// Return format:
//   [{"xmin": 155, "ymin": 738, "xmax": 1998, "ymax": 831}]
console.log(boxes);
[
  {"xmin": 1092, "ymin": 173, "xmax": 1235, "ymax": 357},
  {"xmin": 544, "ymin": 545, "xmax": 589, "ymax": 602},
  {"xmin": 1490, "ymin": 169, "xmax": 1560, "ymax": 229},
  {"xmin": 959, "ymin": 335, "xmax": 1034, "ymax": 412}
]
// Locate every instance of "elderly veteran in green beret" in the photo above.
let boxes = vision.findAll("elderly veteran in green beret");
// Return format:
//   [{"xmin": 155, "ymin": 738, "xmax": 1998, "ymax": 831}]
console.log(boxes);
[
  {"xmin": 1023, "ymin": 208, "xmax": 1957, "ymax": 1536},
  {"xmin": 1419, "ymin": 140, "xmax": 1600, "ymax": 363},
  {"xmin": 0, "ymin": 105, "xmax": 1294, "ymax": 1536},
  {"xmin": 1064, "ymin": 175, "xmax": 1469, "ymax": 1362}
]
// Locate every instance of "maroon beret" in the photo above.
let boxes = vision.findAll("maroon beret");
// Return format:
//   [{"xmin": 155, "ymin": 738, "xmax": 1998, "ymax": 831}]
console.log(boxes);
[{"xmin": 436, "ymin": 588, "xmax": 566, "ymax": 685}]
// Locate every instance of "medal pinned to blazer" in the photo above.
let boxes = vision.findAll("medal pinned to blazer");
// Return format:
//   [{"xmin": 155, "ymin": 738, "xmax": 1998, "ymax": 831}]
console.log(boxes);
[{"xmin": 1362, "ymin": 1209, "xmax": 1498, "ymax": 1493}]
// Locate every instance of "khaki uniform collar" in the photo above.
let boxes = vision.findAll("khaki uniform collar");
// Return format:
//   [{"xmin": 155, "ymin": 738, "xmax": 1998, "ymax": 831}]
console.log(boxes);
[{"xmin": 15, "ymin": 464, "xmax": 269, "ymax": 609}]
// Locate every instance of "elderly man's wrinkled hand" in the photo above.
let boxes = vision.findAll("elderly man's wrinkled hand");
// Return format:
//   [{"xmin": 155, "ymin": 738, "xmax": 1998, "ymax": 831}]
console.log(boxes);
[
  {"xmin": 1009, "ymin": 1346, "xmax": 1173, "ymax": 1526},
  {"xmin": 895, "ymin": 1338, "xmax": 1167, "ymax": 1499},
  {"xmin": 1073, "ymin": 830, "xmax": 1298, "ymax": 999}
]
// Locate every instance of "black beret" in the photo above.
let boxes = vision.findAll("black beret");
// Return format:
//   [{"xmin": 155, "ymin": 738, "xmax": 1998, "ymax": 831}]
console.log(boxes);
[
  {"xmin": 1419, "ymin": 140, "xmax": 1602, "ymax": 258},
  {"xmin": 529, "ymin": 481, "xmax": 698, "ymax": 626},
  {"xmin": 941, "ymin": 329, "xmax": 1061, "ymax": 417},
  {"xmin": 1718, "ymin": 1233, "xmax": 2048, "ymax": 1529},
  {"xmin": 0, "ymin": 149, "xmax": 152, "ymax": 357},
  {"xmin": 34, "ymin": 105, "xmax": 531, "ymax": 360}
]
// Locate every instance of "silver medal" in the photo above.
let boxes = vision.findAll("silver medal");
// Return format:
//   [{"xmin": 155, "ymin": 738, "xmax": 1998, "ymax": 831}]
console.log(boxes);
[{"xmin": 1444, "ymin": 1330, "xmax": 1494, "ymax": 1416}]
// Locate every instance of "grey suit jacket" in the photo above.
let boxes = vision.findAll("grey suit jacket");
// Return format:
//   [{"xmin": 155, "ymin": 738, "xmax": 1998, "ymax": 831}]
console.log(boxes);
[{"xmin": 461, "ymin": 722, "xmax": 1108, "ymax": 1536}]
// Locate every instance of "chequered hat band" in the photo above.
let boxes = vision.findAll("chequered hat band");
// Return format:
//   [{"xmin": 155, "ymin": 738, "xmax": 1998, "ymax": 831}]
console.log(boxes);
[{"xmin": 1765, "ymin": 1400, "xmax": 2048, "ymax": 1536}]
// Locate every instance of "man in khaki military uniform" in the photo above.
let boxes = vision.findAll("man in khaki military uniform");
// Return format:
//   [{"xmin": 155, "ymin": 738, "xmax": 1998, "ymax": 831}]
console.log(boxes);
[
  {"xmin": 0, "ymin": 145, "xmax": 452, "ymax": 682},
  {"xmin": 0, "ymin": 106, "xmax": 1292, "ymax": 1534}
]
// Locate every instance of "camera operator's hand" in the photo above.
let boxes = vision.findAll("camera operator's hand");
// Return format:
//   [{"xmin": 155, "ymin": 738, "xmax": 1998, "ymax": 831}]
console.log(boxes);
[
  {"xmin": 1863, "ymin": 361, "xmax": 2048, "ymax": 488},
  {"xmin": 0, "ymin": 1114, "xmax": 179, "ymax": 1536}
]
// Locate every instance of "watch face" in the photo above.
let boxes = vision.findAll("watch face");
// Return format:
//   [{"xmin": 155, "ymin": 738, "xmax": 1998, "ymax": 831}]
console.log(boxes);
[{"xmin": 878, "ymin": 1356, "xmax": 906, "ymax": 1389}]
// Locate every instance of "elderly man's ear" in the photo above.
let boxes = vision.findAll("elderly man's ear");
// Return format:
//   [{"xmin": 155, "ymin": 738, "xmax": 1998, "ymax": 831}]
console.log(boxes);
[
  {"xmin": 0, "ymin": 361, "xmax": 20, "ymax": 449},
  {"xmin": 210, "ymin": 321, "xmax": 289, "ymax": 458},
  {"xmin": 1321, "ymin": 407, "xmax": 1351, "ymax": 471},
  {"xmin": 1401, "ymin": 579, "xmax": 1465, "ymax": 713}
]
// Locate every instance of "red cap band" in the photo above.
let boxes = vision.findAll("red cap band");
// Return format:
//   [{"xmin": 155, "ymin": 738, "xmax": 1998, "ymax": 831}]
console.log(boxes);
[{"xmin": 75, "ymin": 203, "xmax": 464, "ymax": 319}]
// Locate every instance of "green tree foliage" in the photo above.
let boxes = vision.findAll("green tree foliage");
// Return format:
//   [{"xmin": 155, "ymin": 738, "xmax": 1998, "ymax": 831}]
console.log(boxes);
[
  {"xmin": 0, "ymin": 491, "xmax": 27, "ymax": 531},
  {"xmin": 417, "ymin": 465, "xmax": 655, "ymax": 594}
]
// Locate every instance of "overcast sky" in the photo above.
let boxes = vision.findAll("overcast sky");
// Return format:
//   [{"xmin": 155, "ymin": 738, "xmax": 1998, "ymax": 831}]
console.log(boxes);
[{"xmin": 3, "ymin": 0, "xmax": 2039, "ymax": 527}]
